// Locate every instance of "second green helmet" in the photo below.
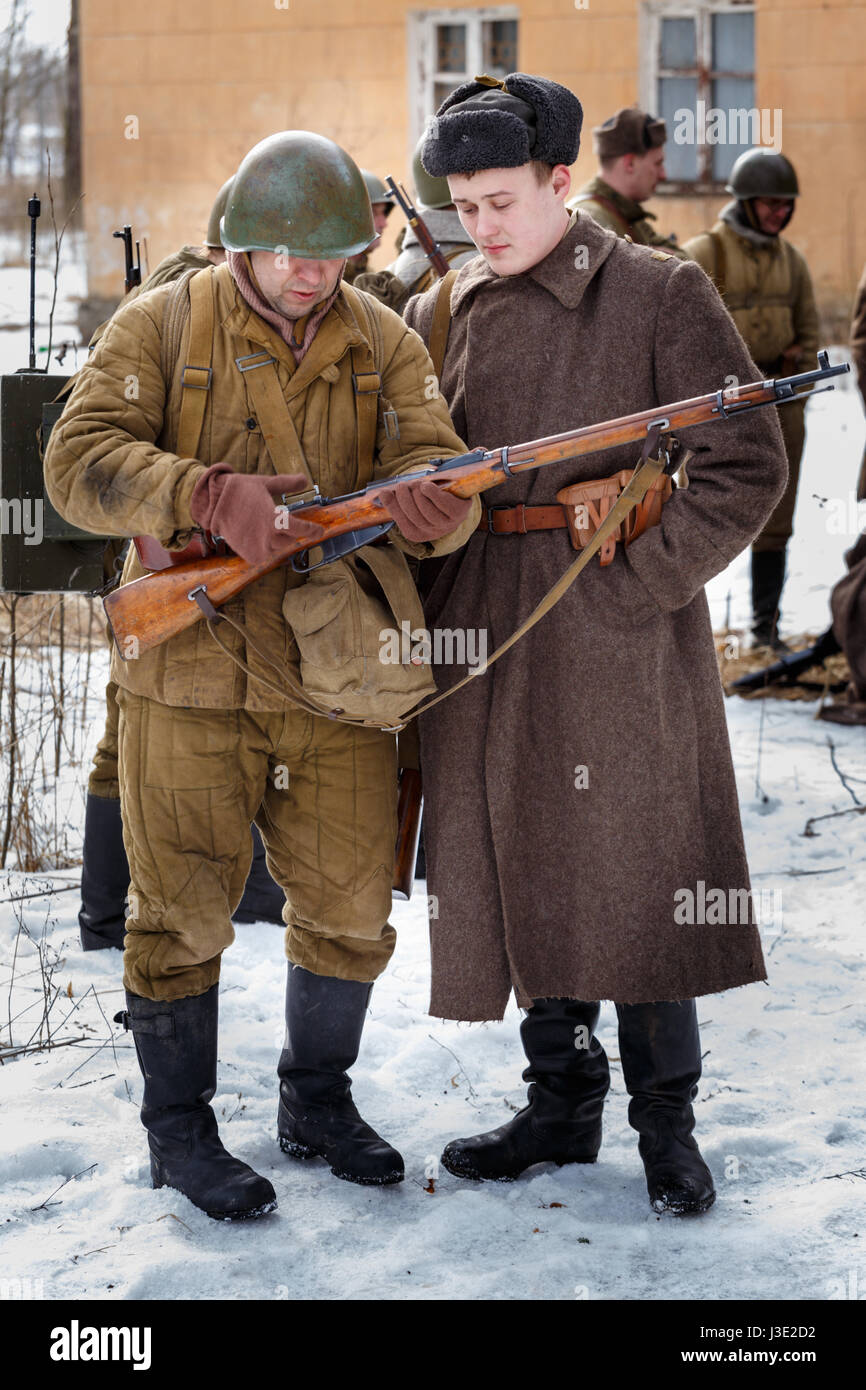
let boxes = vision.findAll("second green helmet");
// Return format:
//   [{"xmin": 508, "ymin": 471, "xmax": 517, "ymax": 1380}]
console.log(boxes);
[
  {"xmin": 221, "ymin": 131, "xmax": 376, "ymax": 259},
  {"xmin": 205, "ymin": 176, "xmax": 235, "ymax": 249},
  {"xmin": 412, "ymin": 140, "xmax": 452, "ymax": 210},
  {"xmin": 360, "ymin": 170, "xmax": 396, "ymax": 210},
  {"xmin": 726, "ymin": 149, "xmax": 799, "ymax": 200}
]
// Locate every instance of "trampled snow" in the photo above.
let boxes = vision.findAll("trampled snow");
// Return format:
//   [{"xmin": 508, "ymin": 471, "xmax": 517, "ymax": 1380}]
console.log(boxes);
[{"xmin": 0, "ymin": 252, "xmax": 863, "ymax": 1300}]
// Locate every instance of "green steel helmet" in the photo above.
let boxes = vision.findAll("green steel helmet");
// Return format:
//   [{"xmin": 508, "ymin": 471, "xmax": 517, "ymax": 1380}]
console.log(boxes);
[
  {"xmin": 205, "ymin": 176, "xmax": 235, "ymax": 249},
  {"xmin": 360, "ymin": 169, "xmax": 395, "ymax": 210},
  {"xmin": 221, "ymin": 132, "xmax": 376, "ymax": 258},
  {"xmin": 725, "ymin": 149, "xmax": 799, "ymax": 200},
  {"xmin": 412, "ymin": 140, "xmax": 452, "ymax": 209}
]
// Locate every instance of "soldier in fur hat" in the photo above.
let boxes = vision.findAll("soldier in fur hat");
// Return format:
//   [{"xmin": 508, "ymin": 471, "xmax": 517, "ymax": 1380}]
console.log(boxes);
[{"xmin": 406, "ymin": 72, "xmax": 787, "ymax": 1216}]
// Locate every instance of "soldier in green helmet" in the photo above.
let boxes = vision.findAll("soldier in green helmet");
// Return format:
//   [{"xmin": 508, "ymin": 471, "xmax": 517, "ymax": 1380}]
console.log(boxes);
[
  {"xmin": 343, "ymin": 168, "xmax": 395, "ymax": 283},
  {"xmin": 356, "ymin": 136, "xmax": 479, "ymax": 312},
  {"xmin": 684, "ymin": 150, "xmax": 819, "ymax": 649},
  {"xmin": 45, "ymin": 130, "xmax": 478, "ymax": 1221},
  {"xmin": 77, "ymin": 171, "xmax": 286, "ymax": 956}
]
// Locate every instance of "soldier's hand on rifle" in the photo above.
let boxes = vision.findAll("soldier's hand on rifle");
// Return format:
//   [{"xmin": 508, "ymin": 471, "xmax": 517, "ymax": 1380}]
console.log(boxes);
[
  {"xmin": 190, "ymin": 465, "xmax": 324, "ymax": 565},
  {"xmin": 387, "ymin": 477, "xmax": 472, "ymax": 542}
]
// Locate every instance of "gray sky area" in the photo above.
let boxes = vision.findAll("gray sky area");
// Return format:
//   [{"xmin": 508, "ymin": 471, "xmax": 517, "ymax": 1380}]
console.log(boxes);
[{"xmin": 0, "ymin": 0, "xmax": 71, "ymax": 55}]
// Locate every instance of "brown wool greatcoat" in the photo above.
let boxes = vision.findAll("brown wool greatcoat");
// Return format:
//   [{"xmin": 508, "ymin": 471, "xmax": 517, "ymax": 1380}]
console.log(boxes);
[{"xmin": 404, "ymin": 212, "xmax": 788, "ymax": 1021}]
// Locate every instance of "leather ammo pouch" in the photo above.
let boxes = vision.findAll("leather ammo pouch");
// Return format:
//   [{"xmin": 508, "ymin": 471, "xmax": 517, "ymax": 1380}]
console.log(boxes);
[
  {"xmin": 556, "ymin": 468, "xmax": 673, "ymax": 567},
  {"xmin": 280, "ymin": 541, "xmax": 437, "ymax": 725}
]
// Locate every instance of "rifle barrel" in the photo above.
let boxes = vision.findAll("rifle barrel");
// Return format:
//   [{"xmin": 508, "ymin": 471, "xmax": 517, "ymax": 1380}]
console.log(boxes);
[{"xmin": 103, "ymin": 353, "xmax": 850, "ymax": 657}]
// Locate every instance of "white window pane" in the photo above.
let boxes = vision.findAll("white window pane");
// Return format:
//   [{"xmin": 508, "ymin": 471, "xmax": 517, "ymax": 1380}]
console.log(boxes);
[
  {"xmin": 436, "ymin": 24, "xmax": 466, "ymax": 74},
  {"xmin": 482, "ymin": 19, "xmax": 518, "ymax": 76},
  {"xmin": 711, "ymin": 77, "xmax": 757, "ymax": 181},
  {"xmin": 660, "ymin": 17, "xmax": 696, "ymax": 69},
  {"xmin": 659, "ymin": 77, "xmax": 699, "ymax": 181},
  {"xmin": 712, "ymin": 12, "xmax": 755, "ymax": 74}
]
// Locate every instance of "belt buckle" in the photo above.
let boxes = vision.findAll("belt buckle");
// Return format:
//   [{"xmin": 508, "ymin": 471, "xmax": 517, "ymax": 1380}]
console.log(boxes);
[{"xmin": 485, "ymin": 504, "xmax": 523, "ymax": 535}]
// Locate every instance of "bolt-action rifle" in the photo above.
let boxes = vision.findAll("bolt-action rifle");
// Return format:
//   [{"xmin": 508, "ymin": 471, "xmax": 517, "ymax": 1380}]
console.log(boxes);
[
  {"xmin": 113, "ymin": 224, "xmax": 141, "ymax": 294},
  {"xmin": 103, "ymin": 352, "xmax": 849, "ymax": 663},
  {"xmin": 730, "ymin": 626, "xmax": 842, "ymax": 693},
  {"xmin": 385, "ymin": 176, "xmax": 451, "ymax": 279}
]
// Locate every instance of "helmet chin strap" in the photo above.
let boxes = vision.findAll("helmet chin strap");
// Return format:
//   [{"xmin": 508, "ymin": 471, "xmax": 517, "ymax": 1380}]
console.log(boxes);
[{"xmin": 742, "ymin": 198, "xmax": 794, "ymax": 237}]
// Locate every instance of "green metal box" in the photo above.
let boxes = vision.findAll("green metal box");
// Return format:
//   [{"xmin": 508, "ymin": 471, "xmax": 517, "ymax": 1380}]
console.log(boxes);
[{"xmin": 0, "ymin": 371, "xmax": 114, "ymax": 593}]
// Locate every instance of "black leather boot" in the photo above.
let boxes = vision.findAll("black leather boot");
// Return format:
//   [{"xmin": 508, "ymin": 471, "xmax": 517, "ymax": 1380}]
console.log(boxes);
[
  {"xmin": 440, "ymin": 999, "xmax": 611, "ymax": 1182},
  {"xmin": 751, "ymin": 549, "xmax": 788, "ymax": 650},
  {"xmin": 616, "ymin": 999, "xmax": 715, "ymax": 1215},
  {"xmin": 232, "ymin": 824, "xmax": 285, "ymax": 925},
  {"xmin": 115, "ymin": 985, "xmax": 277, "ymax": 1221},
  {"xmin": 79, "ymin": 793, "xmax": 129, "ymax": 951},
  {"xmin": 277, "ymin": 965, "xmax": 404, "ymax": 1186}
]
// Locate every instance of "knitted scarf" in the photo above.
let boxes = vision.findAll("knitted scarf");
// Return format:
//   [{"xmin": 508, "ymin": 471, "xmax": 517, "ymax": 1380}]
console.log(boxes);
[{"xmin": 227, "ymin": 250, "xmax": 342, "ymax": 364}]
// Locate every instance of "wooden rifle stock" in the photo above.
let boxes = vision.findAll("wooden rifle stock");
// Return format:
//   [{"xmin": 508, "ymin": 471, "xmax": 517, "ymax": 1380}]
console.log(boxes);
[
  {"xmin": 392, "ymin": 768, "xmax": 423, "ymax": 900},
  {"xmin": 103, "ymin": 353, "xmax": 849, "ymax": 659},
  {"xmin": 385, "ymin": 176, "xmax": 451, "ymax": 278}
]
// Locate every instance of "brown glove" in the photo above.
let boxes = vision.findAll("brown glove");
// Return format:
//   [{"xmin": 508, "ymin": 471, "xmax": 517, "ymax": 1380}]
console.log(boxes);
[
  {"xmin": 190, "ymin": 465, "xmax": 324, "ymax": 565},
  {"xmin": 386, "ymin": 477, "xmax": 472, "ymax": 543}
]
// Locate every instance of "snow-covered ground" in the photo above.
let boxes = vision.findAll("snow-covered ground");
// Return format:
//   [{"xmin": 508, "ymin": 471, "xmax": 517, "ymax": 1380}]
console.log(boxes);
[{"xmin": 0, "ymin": 249, "xmax": 863, "ymax": 1301}]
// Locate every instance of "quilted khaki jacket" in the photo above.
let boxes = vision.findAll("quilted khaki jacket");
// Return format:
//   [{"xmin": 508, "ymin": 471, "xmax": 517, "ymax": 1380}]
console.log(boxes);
[{"xmin": 44, "ymin": 263, "xmax": 479, "ymax": 709}]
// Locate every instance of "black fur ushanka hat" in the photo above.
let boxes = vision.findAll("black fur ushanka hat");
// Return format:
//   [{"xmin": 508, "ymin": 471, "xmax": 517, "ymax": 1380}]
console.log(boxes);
[{"xmin": 421, "ymin": 73, "xmax": 583, "ymax": 178}]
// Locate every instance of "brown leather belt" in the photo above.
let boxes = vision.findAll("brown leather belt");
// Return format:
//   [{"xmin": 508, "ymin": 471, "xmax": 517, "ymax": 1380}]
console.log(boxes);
[{"xmin": 478, "ymin": 504, "xmax": 568, "ymax": 535}]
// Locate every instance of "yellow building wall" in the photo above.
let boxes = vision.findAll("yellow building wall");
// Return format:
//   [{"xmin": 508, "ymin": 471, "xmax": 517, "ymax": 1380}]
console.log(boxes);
[{"xmin": 81, "ymin": 0, "xmax": 866, "ymax": 336}]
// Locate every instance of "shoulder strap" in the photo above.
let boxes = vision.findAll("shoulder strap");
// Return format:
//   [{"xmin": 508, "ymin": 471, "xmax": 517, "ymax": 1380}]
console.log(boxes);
[
  {"xmin": 707, "ymin": 230, "xmax": 728, "ymax": 303},
  {"xmin": 571, "ymin": 192, "xmax": 632, "ymax": 238},
  {"xmin": 428, "ymin": 269, "xmax": 458, "ymax": 380},
  {"xmin": 410, "ymin": 248, "xmax": 468, "ymax": 299},
  {"xmin": 173, "ymin": 269, "xmax": 215, "ymax": 459},
  {"xmin": 337, "ymin": 282, "xmax": 384, "ymax": 488}
]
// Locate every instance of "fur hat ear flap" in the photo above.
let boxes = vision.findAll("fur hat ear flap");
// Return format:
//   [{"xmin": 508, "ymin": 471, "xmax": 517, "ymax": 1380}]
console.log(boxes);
[
  {"xmin": 503, "ymin": 73, "xmax": 582, "ymax": 166},
  {"xmin": 422, "ymin": 109, "xmax": 534, "ymax": 177}
]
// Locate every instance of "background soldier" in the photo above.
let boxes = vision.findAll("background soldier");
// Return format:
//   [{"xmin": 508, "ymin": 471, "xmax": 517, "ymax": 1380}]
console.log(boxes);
[
  {"xmin": 78, "ymin": 174, "xmax": 285, "ymax": 951},
  {"xmin": 45, "ymin": 132, "xmax": 476, "ymax": 1220},
  {"xmin": 567, "ymin": 106, "xmax": 688, "ymax": 258},
  {"xmin": 685, "ymin": 150, "xmax": 819, "ymax": 649},
  {"xmin": 357, "ymin": 138, "xmax": 479, "ymax": 313},
  {"xmin": 343, "ymin": 169, "xmax": 395, "ymax": 283},
  {"xmin": 406, "ymin": 72, "xmax": 786, "ymax": 1216}
]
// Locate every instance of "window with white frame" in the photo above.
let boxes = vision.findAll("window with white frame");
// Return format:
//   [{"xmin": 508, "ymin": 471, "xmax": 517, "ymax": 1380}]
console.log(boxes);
[
  {"xmin": 640, "ymin": 2, "xmax": 757, "ymax": 189},
  {"xmin": 408, "ymin": 7, "xmax": 519, "ymax": 150}
]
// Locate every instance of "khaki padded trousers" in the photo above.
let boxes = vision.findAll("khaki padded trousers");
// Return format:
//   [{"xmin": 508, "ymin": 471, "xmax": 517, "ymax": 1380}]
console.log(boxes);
[{"xmin": 115, "ymin": 690, "xmax": 398, "ymax": 1001}]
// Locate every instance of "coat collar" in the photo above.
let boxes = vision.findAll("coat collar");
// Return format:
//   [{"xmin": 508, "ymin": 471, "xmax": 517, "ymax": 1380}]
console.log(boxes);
[
  {"xmin": 451, "ymin": 211, "xmax": 618, "ymax": 315},
  {"xmin": 214, "ymin": 262, "xmax": 369, "ymax": 398}
]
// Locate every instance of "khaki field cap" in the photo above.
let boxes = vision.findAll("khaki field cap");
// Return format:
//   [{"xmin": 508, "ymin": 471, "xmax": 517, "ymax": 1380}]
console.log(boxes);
[
  {"xmin": 221, "ymin": 131, "xmax": 376, "ymax": 259},
  {"xmin": 593, "ymin": 108, "xmax": 667, "ymax": 160}
]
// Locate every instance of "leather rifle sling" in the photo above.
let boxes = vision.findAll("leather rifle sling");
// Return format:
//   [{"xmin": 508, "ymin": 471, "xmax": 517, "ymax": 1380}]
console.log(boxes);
[
  {"xmin": 428, "ymin": 269, "xmax": 458, "ymax": 380},
  {"xmin": 402, "ymin": 426, "xmax": 672, "ymax": 726}
]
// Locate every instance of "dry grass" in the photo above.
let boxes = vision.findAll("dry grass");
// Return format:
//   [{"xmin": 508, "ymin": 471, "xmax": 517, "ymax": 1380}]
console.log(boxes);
[
  {"xmin": 716, "ymin": 628, "xmax": 850, "ymax": 702},
  {"xmin": 0, "ymin": 593, "xmax": 106, "ymax": 871}
]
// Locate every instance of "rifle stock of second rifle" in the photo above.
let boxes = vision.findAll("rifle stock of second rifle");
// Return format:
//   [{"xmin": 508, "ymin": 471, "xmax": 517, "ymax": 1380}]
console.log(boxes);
[{"xmin": 104, "ymin": 361, "xmax": 846, "ymax": 658}]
